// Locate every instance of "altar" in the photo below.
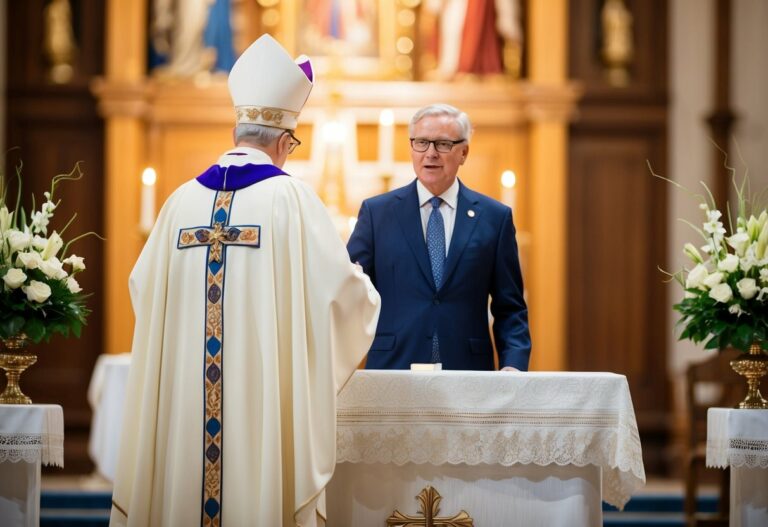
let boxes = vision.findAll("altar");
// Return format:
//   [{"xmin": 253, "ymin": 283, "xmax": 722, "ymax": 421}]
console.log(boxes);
[
  {"xmin": 327, "ymin": 370, "xmax": 646, "ymax": 526},
  {"xmin": 0, "ymin": 404, "xmax": 64, "ymax": 527},
  {"xmin": 707, "ymin": 408, "xmax": 768, "ymax": 527}
]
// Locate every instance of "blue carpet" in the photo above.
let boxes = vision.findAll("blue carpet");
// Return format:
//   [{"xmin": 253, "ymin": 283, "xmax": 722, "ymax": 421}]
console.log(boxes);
[
  {"xmin": 39, "ymin": 490, "xmax": 721, "ymax": 527},
  {"xmin": 41, "ymin": 491, "xmax": 111, "ymax": 527}
]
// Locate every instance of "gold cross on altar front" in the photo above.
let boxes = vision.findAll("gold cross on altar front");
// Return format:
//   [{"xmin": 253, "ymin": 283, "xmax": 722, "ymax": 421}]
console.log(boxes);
[{"xmin": 387, "ymin": 486, "xmax": 474, "ymax": 527}]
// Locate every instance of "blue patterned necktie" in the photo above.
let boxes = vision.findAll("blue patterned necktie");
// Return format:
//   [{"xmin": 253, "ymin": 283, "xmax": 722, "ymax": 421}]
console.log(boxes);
[{"xmin": 426, "ymin": 196, "xmax": 445, "ymax": 362}]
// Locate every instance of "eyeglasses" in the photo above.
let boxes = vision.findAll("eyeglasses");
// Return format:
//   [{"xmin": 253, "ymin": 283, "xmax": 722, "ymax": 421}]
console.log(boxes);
[
  {"xmin": 410, "ymin": 138, "xmax": 466, "ymax": 153},
  {"xmin": 283, "ymin": 130, "xmax": 301, "ymax": 154}
]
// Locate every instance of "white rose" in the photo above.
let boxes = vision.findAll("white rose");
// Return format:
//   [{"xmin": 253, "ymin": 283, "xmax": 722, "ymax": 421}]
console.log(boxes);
[
  {"xmin": 718, "ymin": 254, "xmax": 739, "ymax": 273},
  {"xmin": 63, "ymin": 254, "xmax": 85, "ymax": 272},
  {"xmin": 686, "ymin": 264, "xmax": 709, "ymax": 289},
  {"xmin": 2, "ymin": 268, "xmax": 27, "ymax": 289},
  {"xmin": 39, "ymin": 257, "xmax": 67, "ymax": 279},
  {"xmin": 22, "ymin": 280, "xmax": 51, "ymax": 303},
  {"xmin": 729, "ymin": 304, "xmax": 744, "ymax": 316},
  {"xmin": 7, "ymin": 230, "xmax": 32, "ymax": 253},
  {"xmin": 709, "ymin": 283, "xmax": 733, "ymax": 303},
  {"xmin": 16, "ymin": 251, "xmax": 43, "ymax": 270},
  {"xmin": 703, "ymin": 272, "xmax": 724, "ymax": 289},
  {"xmin": 66, "ymin": 276, "xmax": 82, "ymax": 293},
  {"xmin": 737, "ymin": 278, "xmax": 759, "ymax": 300},
  {"xmin": 41, "ymin": 232, "xmax": 63, "ymax": 260}
]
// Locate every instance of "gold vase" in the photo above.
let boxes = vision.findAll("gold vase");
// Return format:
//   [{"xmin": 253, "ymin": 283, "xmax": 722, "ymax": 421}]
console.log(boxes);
[
  {"xmin": 730, "ymin": 342, "xmax": 768, "ymax": 409},
  {"xmin": 0, "ymin": 334, "xmax": 36, "ymax": 405}
]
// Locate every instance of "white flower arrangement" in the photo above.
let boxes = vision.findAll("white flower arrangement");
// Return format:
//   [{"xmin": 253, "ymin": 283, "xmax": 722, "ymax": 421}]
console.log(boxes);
[
  {"xmin": 668, "ymin": 174, "xmax": 768, "ymax": 352},
  {"xmin": 0, "ymin": 161, "xmax": 94, "ymax": 343}
]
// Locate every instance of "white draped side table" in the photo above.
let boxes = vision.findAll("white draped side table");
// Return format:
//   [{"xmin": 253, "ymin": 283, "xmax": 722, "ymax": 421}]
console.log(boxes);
[
  {"xmin": 0, "ymin": 404, "xmax": 64, "ymax": 527},
  {"xmin": 88, "ymin": 353, "xmax": 131, "ymax": 481},
  {"xmin": 706, "ymin": 408, "xmax": 768, "ymax": 527},
  {"xmin": 328, "ymin": 371, "xmax": 646, "ymax": 527}
]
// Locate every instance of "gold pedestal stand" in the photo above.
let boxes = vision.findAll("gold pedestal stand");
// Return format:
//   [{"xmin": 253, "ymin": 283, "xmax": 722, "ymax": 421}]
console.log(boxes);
[
  {"xmin": 0, "ymin": 334, "xmax": 36, "ymax": 405},
  {"xmin": 730, "ymin": 343, "xmax": 768, "ymax": 409}
]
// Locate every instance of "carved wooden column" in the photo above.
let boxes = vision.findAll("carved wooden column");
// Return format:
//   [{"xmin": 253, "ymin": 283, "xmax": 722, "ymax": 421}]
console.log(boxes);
[
  {"xmin": 527, "ymin": 0, "xmax": 571, "ymax": 371},
  {"xmin": 93, "ymin": 0, "xmax": 148, "ymax": 354}
]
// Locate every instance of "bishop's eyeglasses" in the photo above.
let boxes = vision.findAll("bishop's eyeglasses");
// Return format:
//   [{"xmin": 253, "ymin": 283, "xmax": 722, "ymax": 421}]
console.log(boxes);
[
  {"xmin": 284, "ymin": 130, "xmax": 301, "ymax": 154},
  {"xmin": 410, "ymin": 138, "xmax": 466, "ymax": 153}
]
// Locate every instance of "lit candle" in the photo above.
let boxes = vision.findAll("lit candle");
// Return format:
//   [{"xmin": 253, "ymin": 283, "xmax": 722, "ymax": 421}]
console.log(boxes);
[
  {"xmin": 501, "ymin": 170, "xmax": 517, "ymax": 211},
  {"xmin": 378, "ymin": 109, "xmax": 395, "ymax": 176},
  {"xmin": 140, "ymin": 167, "xmax": 157, "ymax": 234}
]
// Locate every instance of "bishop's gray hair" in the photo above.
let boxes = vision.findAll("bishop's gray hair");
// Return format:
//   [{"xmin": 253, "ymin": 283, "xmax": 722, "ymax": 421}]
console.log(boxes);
[
  {"xmin": 234, "ymin": 123, "xmax": 285, "ymax": 147},
  {"xmin": 408, "ymin": 103, "xmax": 473, "ymax": 143}
]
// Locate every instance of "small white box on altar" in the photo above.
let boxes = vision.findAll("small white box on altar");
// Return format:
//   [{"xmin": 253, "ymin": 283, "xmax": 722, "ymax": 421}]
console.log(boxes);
[{"xmin": 410, "ymin": 363, "xmax": 442, "ymax": 371}]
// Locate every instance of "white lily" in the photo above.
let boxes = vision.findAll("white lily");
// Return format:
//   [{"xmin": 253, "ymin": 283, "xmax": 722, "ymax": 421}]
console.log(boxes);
[
  {"xmin": 684, "ymin": 243, "xmax": 704, "ymax": 264},
  {"xmin": 41, "ymin": 232, "xmax": 63, "ymax": 260},
  {"xmin": 727, "ymin": 231, "xmax": 750, "ymax": 257},
  {"xmin": 0, "ymin": 206, "xmax": 12, "ymax": 233}
]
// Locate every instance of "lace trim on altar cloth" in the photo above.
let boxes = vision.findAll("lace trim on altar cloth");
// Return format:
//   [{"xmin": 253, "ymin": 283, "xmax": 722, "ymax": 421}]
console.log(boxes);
[
  {"xmin": 336, "ymin": 423, "xmax": 645, "ymax": 509},
  {"xmin": 725, "ymin": 438, "xmax": 768, "ymax": 469},
  {"xmin": 0, "ymin": 433, "xmax": 64, "ymax": 467}
]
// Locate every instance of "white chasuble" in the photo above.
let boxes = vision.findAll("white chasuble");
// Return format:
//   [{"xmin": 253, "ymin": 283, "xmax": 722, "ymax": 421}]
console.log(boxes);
[{"xmin": 109, "ymin": 148, "xmax": 380, "ymax": 527}]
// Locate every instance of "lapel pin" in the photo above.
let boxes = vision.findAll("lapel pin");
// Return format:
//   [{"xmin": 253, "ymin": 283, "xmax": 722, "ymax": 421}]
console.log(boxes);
[{"xmin": 467, "ymin": 210, "xmax": 475, "ymax": 218}]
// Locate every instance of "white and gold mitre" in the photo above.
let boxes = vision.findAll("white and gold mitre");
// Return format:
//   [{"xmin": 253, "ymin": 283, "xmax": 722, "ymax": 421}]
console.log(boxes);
[{"xmin": 228, "ymin": 34, "xmax": 313, "ymax": 131}]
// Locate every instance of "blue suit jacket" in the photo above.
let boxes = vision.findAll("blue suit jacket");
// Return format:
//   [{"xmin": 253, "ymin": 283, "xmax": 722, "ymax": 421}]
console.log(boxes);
[{"xmin": 347, "ymin": 179, "xmax": 531, "ymax": 370}]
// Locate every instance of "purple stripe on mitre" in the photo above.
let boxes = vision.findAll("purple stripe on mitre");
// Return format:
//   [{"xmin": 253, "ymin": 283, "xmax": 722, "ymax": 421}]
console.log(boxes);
[
  {"xmin": 196, "ymin": 163, "xmax": 288, "ymax": 191},
  {"xmin": 296, "ymin": 57, "xmax": 313, "ymax": 83}
]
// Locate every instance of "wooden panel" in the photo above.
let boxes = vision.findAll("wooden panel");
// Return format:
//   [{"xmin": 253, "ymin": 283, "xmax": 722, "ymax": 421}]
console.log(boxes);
[
  {"xmin": 5, "ymin": 0, "xmax": 105, "ymax": 473},
  {"xmin": 568, "ymin": 0, "xmax": 670, "ymax": 475}
]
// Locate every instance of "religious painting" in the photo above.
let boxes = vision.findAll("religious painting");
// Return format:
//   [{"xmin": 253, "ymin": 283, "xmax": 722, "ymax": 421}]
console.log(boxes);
[
  {"xmin": 299, "ymin": 0, "xmax": 379, "ymax": 58},
  {"xmin": 262, "ymin": 0, "xmax": 413, "ymax": 80}
]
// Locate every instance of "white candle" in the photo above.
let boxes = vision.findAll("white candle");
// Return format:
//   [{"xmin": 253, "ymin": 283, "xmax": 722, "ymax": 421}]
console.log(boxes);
[
  {"xmin": 140, "ymin": 167, "xmax": 157, "ymax": 234},
  {"xmin": 501, "ymin": 170, "xmax": 517, "ymax": 211},
  {"xmin": 378, "ymin": 109, "xmax": 395, "ymax": 176}
]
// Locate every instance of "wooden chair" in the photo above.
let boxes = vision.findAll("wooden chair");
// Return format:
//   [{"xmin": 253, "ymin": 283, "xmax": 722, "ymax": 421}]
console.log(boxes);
[{"xmin": 684, "ymin": 348, "xmax": 743, "ymax": 527}]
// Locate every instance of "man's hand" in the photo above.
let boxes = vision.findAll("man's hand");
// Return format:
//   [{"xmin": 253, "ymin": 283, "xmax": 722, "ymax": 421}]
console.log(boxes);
[{"xmin": 500, "ymin": 366, "xmax": 519, "ymax": 372}]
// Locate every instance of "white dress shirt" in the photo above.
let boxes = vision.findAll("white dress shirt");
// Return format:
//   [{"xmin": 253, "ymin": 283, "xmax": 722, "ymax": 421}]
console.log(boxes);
[{"xmin": 417, "ymin": 178, "xmax": 459, "ymax": 257}]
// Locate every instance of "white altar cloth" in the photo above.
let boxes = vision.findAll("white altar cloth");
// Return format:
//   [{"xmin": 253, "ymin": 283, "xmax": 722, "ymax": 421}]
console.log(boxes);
[
  {"xmin": 87, "ymin": 353, "xmax": 131, "ymax": 481},
  {"xmin": 707, "ymin": 408, "xmax": 768, "ymax": 527},
  {"xmin": 0, "ymin": 404, "xmax": 64, "ymax": 527},
  {"xmin": 329, "ymin": 370, "xmax": 645, "ymax": 525}
]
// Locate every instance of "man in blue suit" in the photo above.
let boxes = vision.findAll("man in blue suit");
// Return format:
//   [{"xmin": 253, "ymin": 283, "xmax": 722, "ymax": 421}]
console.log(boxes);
[{"xmin": 347, "ymin": 103, "xmax": 531, "ymax": 371}]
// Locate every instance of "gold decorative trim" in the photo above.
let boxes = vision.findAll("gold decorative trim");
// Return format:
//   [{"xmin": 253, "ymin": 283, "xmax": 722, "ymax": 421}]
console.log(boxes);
[
  {"xmin": 234, "ymin": 105, "xmax": 297, "ymax": 129},
  {"xmin": 387, "ymin": 486, "xmax": 474, "ymax": 527}
]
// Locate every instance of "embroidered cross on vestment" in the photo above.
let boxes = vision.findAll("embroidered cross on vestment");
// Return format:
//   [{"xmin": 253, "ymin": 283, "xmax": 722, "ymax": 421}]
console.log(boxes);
[{"xmin": 177, "ymin": 190, "xmax": 261, "ymax": 527}]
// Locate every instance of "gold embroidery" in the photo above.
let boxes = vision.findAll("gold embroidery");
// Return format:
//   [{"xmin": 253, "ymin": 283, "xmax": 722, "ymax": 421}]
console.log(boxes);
[
  {"xmin": 238, "ymin": 228, "xmax": 259, "ymax": 243},
  {"xmin": 235, "ymin": 105, "xmax": 295, "ymax": 126}
]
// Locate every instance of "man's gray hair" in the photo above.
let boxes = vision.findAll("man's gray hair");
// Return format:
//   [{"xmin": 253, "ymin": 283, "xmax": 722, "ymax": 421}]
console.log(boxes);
[
  {"xmin": 408, "ymin": 103, "xmax": 473, "ymax": 143},
  {"xmin": 234, "ymin": 123, "xmax": 285, "ymax": 146}
]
